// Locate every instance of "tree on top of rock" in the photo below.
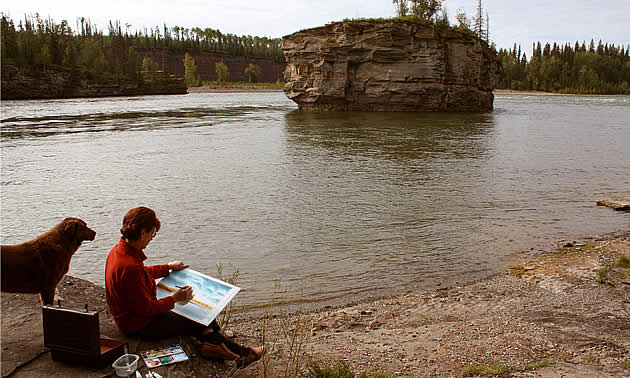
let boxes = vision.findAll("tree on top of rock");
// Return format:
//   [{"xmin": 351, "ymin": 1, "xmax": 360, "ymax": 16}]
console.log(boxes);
[
  {"xmin": 392, "ymin": 0, "xmax": 409, "ymax": 17},
  {"xmin": 393, "ymin": 0, "xmax": 444, "ymax": 21},
  {"xmin": 411, "ymin": 0, "xmax": 444, "ymax": 20}
]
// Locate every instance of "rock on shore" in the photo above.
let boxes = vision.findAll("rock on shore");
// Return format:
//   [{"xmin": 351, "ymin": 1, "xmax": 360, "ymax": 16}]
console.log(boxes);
[{"xmin": 282, "ymin": 20, "xmax": 500, "ymax": 112}]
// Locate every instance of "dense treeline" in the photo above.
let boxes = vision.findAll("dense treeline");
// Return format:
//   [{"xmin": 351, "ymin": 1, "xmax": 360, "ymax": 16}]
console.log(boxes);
[
  {"xmin": 4, "ymin": 13, "xmax": 630, "ymax": 95},
  {"xmin": 497, "ymin": 40, "xmax": 630, "ymax": 94},
  {"xmin": 1, "ymin": 13, "xmax": 284, "ymax": 83}
]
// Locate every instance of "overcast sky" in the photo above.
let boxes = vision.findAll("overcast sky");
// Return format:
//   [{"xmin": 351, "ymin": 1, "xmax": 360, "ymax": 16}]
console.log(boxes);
[{"xmin": 3, "ymin": 0, "xmax": 628, "ymax": 54}]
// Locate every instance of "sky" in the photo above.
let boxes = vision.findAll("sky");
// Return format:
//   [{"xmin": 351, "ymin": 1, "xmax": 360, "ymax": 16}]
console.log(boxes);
[{"xmin": 2, "ymin": 0, "xmax": 629, "ymax": 54}]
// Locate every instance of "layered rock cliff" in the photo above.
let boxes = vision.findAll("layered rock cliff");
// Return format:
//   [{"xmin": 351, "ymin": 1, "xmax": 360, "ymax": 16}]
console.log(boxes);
[
  {"xmin": 137, "ymin": 49, "xmax": 286, "ymax": 83},
  {"xmin": 282, "ymin": 20, "xmax": 500, "ymax": 112},
  {"xmin": 1, "ymin": 65, "xmax": 187, "ymax": 100},
  {"xmin": 1, "ymin": 51, "xmax": 286, "ymax": 100}
]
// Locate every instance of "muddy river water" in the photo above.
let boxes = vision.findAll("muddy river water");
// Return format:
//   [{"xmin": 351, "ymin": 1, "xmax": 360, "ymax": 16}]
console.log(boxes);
[{"xmin": 1, "ymin": 92, "xmax": 628, "ymax": 309}]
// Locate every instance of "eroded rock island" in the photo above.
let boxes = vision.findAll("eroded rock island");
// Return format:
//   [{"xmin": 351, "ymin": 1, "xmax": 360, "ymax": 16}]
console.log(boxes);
[{"xmin": 282, "ymin": 20, "xmax": 500, "ymax": 112}]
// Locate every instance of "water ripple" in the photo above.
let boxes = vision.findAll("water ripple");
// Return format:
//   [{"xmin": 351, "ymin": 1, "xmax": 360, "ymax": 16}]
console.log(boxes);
[{"xmin": 1, "ymin": 92, "xmax": 629, "ymax": 309}]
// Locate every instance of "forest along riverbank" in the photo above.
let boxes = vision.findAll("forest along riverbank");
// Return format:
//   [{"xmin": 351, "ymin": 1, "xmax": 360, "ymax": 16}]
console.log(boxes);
[{"xmin": 1, "ymin": 231, "xmax": 628, "ymax": 377}]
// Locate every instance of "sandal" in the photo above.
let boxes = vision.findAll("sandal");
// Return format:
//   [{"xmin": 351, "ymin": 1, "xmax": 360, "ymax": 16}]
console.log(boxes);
[
  {"xmin": 236, "ymin": 346, "xmax": 265, "ymax": 368},
  {"xmin": 195, "ymin": 340, "xmax": 239, "ymax": 361}
]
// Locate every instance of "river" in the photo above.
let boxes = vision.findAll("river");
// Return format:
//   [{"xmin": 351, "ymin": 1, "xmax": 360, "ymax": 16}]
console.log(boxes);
[{"xmin": 1, "ymin": 92, "xmax": 628, "ymax": 310}]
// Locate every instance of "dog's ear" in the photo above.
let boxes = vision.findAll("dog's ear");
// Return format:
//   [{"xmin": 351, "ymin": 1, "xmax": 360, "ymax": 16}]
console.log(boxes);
[{"xmin": 63, "ymin": 218, "xmax": 79, "ymax": 237}]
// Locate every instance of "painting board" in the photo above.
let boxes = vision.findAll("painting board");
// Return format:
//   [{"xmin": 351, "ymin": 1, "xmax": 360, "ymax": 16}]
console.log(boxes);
[{"xmin": 156, "ymin": 268, "xmax": 239, "ymax": 326}]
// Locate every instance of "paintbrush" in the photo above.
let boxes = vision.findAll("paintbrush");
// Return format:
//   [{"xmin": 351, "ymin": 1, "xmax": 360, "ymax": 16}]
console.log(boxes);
[{"xmin": 157, "ymin": 282, "xmax": 214, "ymax": 309}]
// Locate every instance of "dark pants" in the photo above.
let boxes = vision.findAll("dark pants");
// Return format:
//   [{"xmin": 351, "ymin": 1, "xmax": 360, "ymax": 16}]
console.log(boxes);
[{"xmin": 130, "ymin": 312, "xmax": 252, "ymax": 357}]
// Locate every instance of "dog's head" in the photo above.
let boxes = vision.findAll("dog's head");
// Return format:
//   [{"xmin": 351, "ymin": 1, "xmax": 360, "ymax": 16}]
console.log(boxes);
[{"xmin": 62, "ymin": 217, "xmax": 97, "ymax": 245}]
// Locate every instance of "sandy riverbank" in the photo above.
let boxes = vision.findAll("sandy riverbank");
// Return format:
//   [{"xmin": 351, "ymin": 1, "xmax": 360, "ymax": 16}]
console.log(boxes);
[
  {"xmin": 188, "ymin": 86, "xmax": 608, "ymax": 96},
  {"xmin": 187, "ymin": 86, "xmax": 627, "ymax": 96},
  {"xmin": 187, "ymin": 85, "xmax": 283, "ymax": 93},
  {"xmin": 493, "ymin": 88, "xmax": 629, "ymax": 97},
  {"xmin": 2, "ymin": 231, "xmax": 629, "ymax": 377}
]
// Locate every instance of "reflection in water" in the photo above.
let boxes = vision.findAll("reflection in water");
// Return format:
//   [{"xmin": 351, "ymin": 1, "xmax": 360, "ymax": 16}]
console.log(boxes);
[
  {"xmin": 275, "ymin": 111, "xmax": 502, "ymax": 305},
  {"xmin": 284, "ymin": 111, "xmax": 494, "ymax": 160},
  {"xmin": 1, "ymin": 93, "xmax": 628, "ymax": 311}
]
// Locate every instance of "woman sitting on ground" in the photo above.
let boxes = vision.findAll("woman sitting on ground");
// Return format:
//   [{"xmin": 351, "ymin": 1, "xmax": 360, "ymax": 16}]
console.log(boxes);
[{"xmin": 104, "ymin": 206, "xmax": 263, "ymax": 366}]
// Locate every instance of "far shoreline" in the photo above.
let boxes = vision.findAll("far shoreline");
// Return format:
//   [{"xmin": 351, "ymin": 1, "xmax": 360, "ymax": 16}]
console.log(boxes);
[
  {"xmin": 187, "ymin": 85, "xmax": 283, "ymax": 93},
  {"xmin": 187, "ymin": 86, "xmax": 628, "ymax": 97},
  {"xmin": 494, "ymin": 88, "xmax": 629, "ymax": 97}
]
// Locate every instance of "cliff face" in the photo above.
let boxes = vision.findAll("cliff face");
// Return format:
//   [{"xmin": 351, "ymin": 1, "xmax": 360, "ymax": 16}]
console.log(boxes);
[
  {"xmin": 282, "ymin": 21, "xmax": 500, "ymax": 112},
  {"xmin": 1, "ymin": 65, "xmax": 187, "ymax": 100},
  {"xmin": 137, "ymin": 50, "xmax": 286, "ymax": 83},
  {"xmin": 1, "ymin": 51, "xmax": 287, "ymax": 100}
]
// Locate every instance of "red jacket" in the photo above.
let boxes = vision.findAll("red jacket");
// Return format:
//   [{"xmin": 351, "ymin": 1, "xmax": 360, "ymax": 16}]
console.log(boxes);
[{"xmin": 105, "ymin": 238, "xmax": 175, "ymax": 334}]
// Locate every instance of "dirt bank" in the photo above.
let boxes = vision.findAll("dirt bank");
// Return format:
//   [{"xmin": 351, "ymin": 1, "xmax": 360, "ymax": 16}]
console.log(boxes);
[
  {"xmin": 493, "ymin": 89, "xmax": 630, "ymax": 97},
  {"xmin": 2, "ymin": 232, "xmax": 629, "ymax": 377},
  {"xmin": 187, "ymin": 85, "xmax": 282, "ymax": 93}
]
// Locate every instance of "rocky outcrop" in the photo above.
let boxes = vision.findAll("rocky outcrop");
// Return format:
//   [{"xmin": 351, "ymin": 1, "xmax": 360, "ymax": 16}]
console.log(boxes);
[
  {"xmin": 282, "ymin": 20, "xmax": 501, "ymax": 112},
  {"xmin": 1, "ymin": 65, "xmax": 187, "ymax": 100}
]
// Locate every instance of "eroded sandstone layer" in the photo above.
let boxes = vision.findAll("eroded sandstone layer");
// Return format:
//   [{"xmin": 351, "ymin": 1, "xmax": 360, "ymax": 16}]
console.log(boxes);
[{"xmin": 282, "ymin": 20, "xmax": 500, "ymax": 112}]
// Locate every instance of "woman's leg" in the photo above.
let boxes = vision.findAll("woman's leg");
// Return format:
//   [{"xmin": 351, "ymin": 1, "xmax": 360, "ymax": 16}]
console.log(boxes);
[
  {"xmin": 202, "ymin": 320, "xmax": 253, "ymax": 358},
  {"xmin": 202, "ymin": 331, "xmax": 253, "ymax": 358},
  {"xmin": 133, "ymin": 314, "xmax": 255, "ymax": 361},
  {"xmin": 132, "ymin": 311, "xmax": 207, "ymax": 340}
]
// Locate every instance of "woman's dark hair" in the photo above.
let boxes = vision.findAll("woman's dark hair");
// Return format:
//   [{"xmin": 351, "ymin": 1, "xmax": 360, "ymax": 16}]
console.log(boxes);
[{"xmin": 120, "ymin": 207, "xmax": 161, "ymax": 241}]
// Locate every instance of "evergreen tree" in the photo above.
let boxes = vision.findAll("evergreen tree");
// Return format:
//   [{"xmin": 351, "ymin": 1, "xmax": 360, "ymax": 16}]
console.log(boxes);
[
  {"xmin": 473, "ymin": 0, "xmax": 484, "ymax": 38},
  {"xmin": 496, "ymin": 38, "xmax": 630, "ymax": 94},
  {"xmin": 125, "ymin": 46, "xmax": 139, "ymax": 79}
]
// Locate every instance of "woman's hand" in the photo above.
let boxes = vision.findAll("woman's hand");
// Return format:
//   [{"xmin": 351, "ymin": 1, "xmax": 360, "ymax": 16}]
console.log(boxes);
[
  {"xmin": 172, "ymin": 285, "xmax": 194, "ymax": 304},
  {"xmin": 168, "ymin": 261, "xmax": 189, "ymax": 271}
]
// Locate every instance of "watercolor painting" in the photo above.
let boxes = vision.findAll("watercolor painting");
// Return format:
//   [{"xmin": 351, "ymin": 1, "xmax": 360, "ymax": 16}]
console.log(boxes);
[{"xmin": 156, "ymin": 269, "xmax": 240, "ymax": 325}]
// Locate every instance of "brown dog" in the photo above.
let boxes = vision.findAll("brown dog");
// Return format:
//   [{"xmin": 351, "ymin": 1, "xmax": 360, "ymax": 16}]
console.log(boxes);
[{"xmin": 1, "ymin": 217, "xmax": 96, "ymax": 305}]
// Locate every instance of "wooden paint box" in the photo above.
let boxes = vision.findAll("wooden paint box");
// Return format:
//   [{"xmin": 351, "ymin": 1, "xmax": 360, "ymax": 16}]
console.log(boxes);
[{"xmin": 42, "ymin": 305, "xmax": 127, "ymax": 369}]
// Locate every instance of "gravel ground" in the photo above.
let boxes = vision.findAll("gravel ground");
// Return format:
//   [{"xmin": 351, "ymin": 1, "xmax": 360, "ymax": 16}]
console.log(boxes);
[
  {"xmin": 239, "ymin": 234, "xmax": 630, "ymax": 377},
  {"xmin": 2, "ymin": 233, "xmax": 629, "ymax": 377}
]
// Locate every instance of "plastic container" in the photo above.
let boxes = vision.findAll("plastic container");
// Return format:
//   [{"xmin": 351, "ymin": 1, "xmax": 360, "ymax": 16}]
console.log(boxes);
[{"xmin": 112, "ymin": 353, "xmax": 139, "ymax": 377}]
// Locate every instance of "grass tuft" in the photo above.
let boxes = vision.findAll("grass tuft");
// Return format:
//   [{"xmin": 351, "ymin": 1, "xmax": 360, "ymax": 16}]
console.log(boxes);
[
  {"xmin": 509, "ymin": 265, "xmax": 526, "ymax": 278},
  {"xmin": 462, "ymin": 357, "xmax": 563, "ymax": 376},
  {"xmin": 305, "ymin": 361, "xmax": 394, "ymax": 378},
  {"xmin": 616, "ymin": 255, "xmax": 630, "ymax": 269},
  {"xmin": 597, "ymin": 264, "xmax": 612, "ymax": 285},
  {"xmin": 305, "ymin": 361, "xmax": 354, "ymax": 378},
  {"xmin": 523, "ymin": 359, "xmax": 554, "ymax": 370},
  {"xmin": 462, "ymin": 362, "xmax": 509, "ymax": 376},
  {"xmin": 214, "ymin": 262, "xmax": 240, "ymax": 330}
]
